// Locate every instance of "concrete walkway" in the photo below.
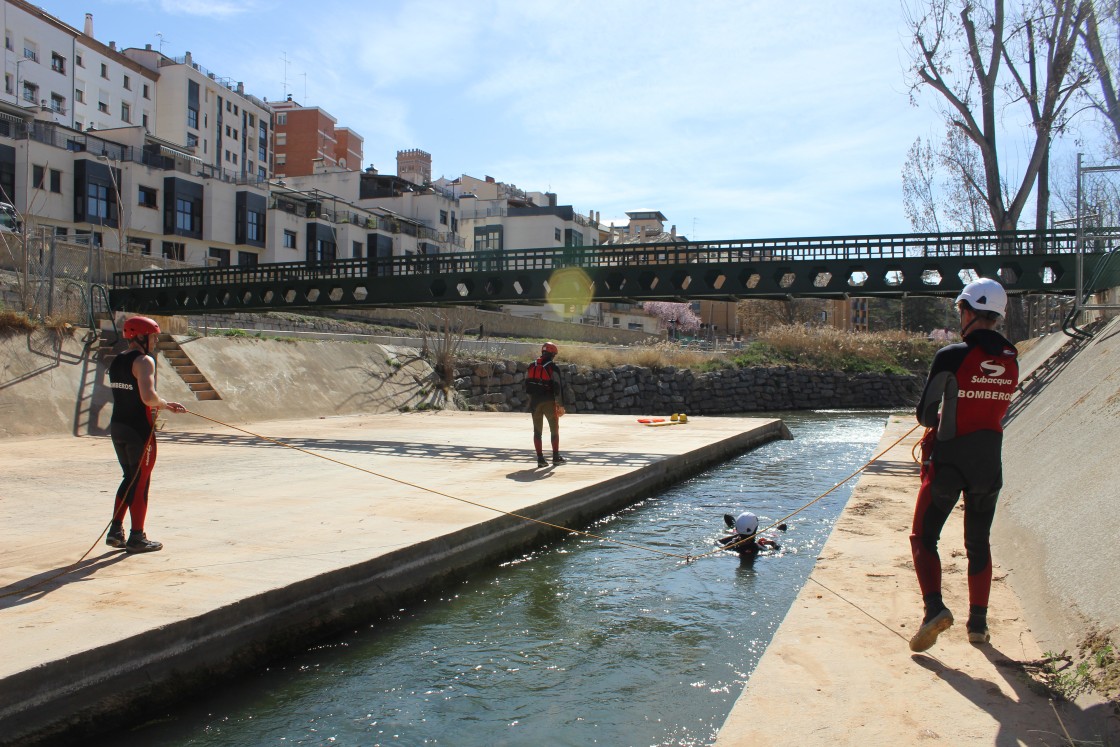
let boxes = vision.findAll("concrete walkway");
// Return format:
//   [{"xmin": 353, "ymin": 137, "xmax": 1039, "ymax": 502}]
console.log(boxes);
[
  {"xmin": 716, "ymin": 416, "xmax": 1120, "ymax": 746},
  {"xmin": 0, "ymin": 411, "xmax": 785, "ymax": 746}
]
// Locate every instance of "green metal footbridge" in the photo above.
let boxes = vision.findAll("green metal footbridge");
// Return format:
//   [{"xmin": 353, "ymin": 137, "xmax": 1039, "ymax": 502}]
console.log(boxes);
[{"xmin": 109, "ymin": 228, "xmax": 1120, "ymax": 315}]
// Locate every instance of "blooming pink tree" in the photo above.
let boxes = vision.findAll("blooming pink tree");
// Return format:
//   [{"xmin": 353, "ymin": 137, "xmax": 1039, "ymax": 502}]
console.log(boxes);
[{"xmin": 642, "ymin": 301, "xmax": 701, "ymax": 334}]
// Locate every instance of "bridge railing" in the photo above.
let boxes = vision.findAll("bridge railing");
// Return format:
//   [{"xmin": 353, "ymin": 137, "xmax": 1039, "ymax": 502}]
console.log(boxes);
[{"xmin": 112, "ymin": 228, "xmax": 1120, "ymax": 289}]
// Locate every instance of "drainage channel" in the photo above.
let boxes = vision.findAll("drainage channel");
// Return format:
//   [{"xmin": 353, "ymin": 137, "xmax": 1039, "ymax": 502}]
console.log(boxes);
[{"xmin": 97, "ymin": 410, "xmax": 893, "ymax": 747}]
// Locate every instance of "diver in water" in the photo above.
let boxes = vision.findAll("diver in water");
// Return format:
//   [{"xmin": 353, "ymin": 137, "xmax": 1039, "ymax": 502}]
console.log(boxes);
[{"xmin": 718, "ymin": 512, "xmax": 785, "ymax": 559}]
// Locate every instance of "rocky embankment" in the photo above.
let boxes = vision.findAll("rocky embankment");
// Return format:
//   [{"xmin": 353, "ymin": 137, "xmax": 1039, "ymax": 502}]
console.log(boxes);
[{"xmin": 453, "ymin": 360, "xmax": 922, "ymax": 414}]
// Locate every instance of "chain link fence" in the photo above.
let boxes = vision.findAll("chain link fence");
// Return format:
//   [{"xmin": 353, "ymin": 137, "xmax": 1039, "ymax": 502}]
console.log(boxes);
[{"xmin": 1, "ymin": 231, "xmax": 195, "ymax": 327}]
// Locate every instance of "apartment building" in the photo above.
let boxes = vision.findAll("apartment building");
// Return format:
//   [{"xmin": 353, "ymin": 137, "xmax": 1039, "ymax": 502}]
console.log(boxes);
[
  {"xmin": 2, "ymin": 2, "xmax": 157, "ymax": 135},
  {"xmin": 122, "ymin": 47, "xmax": 271, "ymax": 183},
  {"xmin": 271, "ymin": 96, "xmax": 362, "ymax": 178}
]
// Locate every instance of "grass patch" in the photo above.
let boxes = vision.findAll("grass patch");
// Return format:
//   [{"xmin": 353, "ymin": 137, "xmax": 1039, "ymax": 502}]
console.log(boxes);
[
  {"xmin": 1016, "ymin": 630, "xmax": 1120, "ymax": 708},
  {"xmin": 740, "ymin": 326, "xmax": 936, "ymax": 374},
  {"xmin": 534, "ymin": 328, "xmax": 937, "ymax": 375},
  {"xmin": 0, "ymin": 308, "xmax": 38, "ymax": 335}
]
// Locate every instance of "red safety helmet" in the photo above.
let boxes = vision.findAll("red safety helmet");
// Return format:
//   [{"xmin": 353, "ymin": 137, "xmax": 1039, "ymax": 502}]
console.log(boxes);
[
  {"xmin": 123, "ymin": 315, "xmax": 161, "ymax": 340},
  {"xmin": 541, "ymin": 341, "xmax": 559, "ymax": 356}
]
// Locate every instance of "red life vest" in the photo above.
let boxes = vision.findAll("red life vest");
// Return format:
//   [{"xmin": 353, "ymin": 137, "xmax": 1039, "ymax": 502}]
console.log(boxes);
[{"xmin": 525, "ymin": 357, "xmax": 554, "ymax": 395}]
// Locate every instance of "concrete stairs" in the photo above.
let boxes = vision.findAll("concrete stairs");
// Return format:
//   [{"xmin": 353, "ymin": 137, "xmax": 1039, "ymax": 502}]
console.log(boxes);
[{"xmin": 156, "ymin": 334, "xmax": 222, "ymax": 401}]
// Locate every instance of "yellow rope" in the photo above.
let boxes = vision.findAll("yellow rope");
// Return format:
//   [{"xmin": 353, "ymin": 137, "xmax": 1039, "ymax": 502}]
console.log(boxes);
[
  {"xmin": 2, "ymin": 414, "xmax": 923, "ymax": 601},
  {"xmin": 184, "ymin": 410, "xmax": 690, "ymax": 560},
  {"xmin": 0, "ymin": 430, "xmax": 155, "ymax": 600}
]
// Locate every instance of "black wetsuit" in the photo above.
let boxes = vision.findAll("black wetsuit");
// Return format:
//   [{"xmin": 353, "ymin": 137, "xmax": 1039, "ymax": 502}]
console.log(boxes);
[
  {"xmin": 108, "ymin": 349, "xmax": 157, "ymax": 529},
  {"xmin": 910, "ymin": 328, "xmax": 1018, "ymax": 609}
]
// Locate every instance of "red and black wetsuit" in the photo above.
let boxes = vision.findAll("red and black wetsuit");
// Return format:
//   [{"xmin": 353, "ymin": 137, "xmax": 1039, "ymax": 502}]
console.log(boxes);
[
  {"xmin": 527, "ymin": 356, "xmax": 564, "ymax": 457},
  {"xmin": 109, "ymin": 349, "xmax": 157, "ymax": 531},
  {"xmin": 910, "ymin": 328, "xmax": 1018, "ymax": 610}
]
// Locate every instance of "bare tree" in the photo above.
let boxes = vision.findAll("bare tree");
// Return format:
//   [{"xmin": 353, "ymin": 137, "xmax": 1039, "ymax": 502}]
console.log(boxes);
[
  {"xmin": 902, "ymin": 126, "xmax": 996, "ymax": 233},
  {"xmin": 906, "ymin": 0, "xmax": 1092, "ymax": 230},
  {"xmin": 903, "ymin": 137, "xmax": 944, "ymax": 232},
  {"xmin": 1078, "ymin": 0, "xmax": 1120, "ymax": 153}
]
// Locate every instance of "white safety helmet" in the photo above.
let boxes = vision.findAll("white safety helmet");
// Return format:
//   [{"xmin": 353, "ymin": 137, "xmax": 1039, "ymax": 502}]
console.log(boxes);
[
  {"xmin": 955, "ymin": 278, "xmax": 1007, "ymax": 317},
  {"xmin": 734, "ymin": 512, "xmax": 759, "ymax": 536}
]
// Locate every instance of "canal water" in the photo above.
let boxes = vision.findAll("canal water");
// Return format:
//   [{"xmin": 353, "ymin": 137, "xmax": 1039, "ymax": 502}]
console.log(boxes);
[{"xmin": 111, "ymin": 410, "xmax": 892, "ymax": 747}]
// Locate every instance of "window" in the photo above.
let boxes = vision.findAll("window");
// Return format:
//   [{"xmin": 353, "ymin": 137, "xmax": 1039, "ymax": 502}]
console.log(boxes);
[
  {"xmin": 283, "ymin": 230, "xmax": 296, "ymax": 249},
  {"xmin": 474, "ymin": 225, "xmax": 503, "ymax": 252},
  {"xmin": 275, "ymin": 153, "xmax": 286, "ymax": 166},
  {"xmin": 175, "ymin": 197, "xmax": 195, "ymax": 232},
  {"xmin": 76, "ymin": 52, "xmax": 83, "ymax": 67},
  {"xmin": 555, "ymin": 228, "xmax": 562, "ymax": 242},
  {"xmin": 232, "ymin": 153, "xmax": 237, "ymax": 165},
  {"xmin": 123, "ymin": 75, "xmax": 131, "ymax": 90},
  {"xmin": 100, "ymin": 63, "xmax": 108, "ymax": 79},
  {"xmin": 276, "ymin": 113, "xmax": 286, "ymax": 125},
  {"xmin": 32, "ymin": 165, "xmax": 45, "ymax": 189},
  {"xmin": 237, "ymin": 251, "xmax": 258, "ymax": 266},
  {"xmin": 87, "ymin": 182, "xmax": 110, "ymax": 220},
  {"xmin": 186, "ymin": 133, "xmax": 198, "ymax": 147},
  {"xmin": 23, "ymin": 42, "xmax": 38, "ymax": 62},
  {"xmin": 274, "ymin": 132, "xmax": 286, "ymax": 146},
  {"xmin": 187, "ymin": 107, "xmax": 198, "ymax": 129},
  {"xmin": 246, "ymin": 210, "xmax": 262, "ymax": 242},
  {"xmin": 258, "ymin": 166, "xmax": 266, "ymax": 180},
  {"xmin": 4, "ymin": 32, "xmax": 10, "ymax": 51},
  {"xmin": 49, "ymin": 169, "xmax": 61, "ymax": 193},
  {"xmin": 74, "ymin": 87, "xmax": 83, "ymax": 103},
  {"xmin": 162, "ymin": 241, "xmax": 185, "ymax": 261},
  {"xmin": 208, "ymin": 247, "xmax": 230, "ymax": 266},
  {"xmin": 440, "ymin": 210, "xmax": 448, "ymax": 225},
  {"xmin": 121, "ymin": 102, "xmax": 131, "ymax": 122},
  {"xmin": 138, "ymin": 186, "xmax": 158, "ymax": 208},
  {"xmin": 129, "ymin": 237, "xmax": 152, "ymax": 255},
  {"xmin": 75, "ymin": 230, "xmax": 103, "ymax": 247},
  {"xmin": 51, "ymin": 53, "xmax": 65, "ymax": 73},
  {"xmin": 142, "ymin": 83, "xmax": 150, "ymax": 99},
  {"xmin": 142, "ymin": 113, "xmax": 149, "ymax": 129},
  {"xmin": 225, "ymin": 125, "xmax": 231, "ymax": 136},
  {"xmin": 353, "ymin": 241, "xmax": 364, "ymax": 259},
  {"xmin": 22, "ymin": 81, "xmax": 38, "ymax": 103},
  {"xmin": 50, "ymin": 94, "xmax": 65, "ymax": 113},
  {"xmin": 4, "ymin": 74, "xmax": 11, "ymax": 94},
  {"xmin": 98, "ymin": 101, "xmax": 109, "ymax": 114},
  {"xmin": 225, "ymin": 101, "xmax": 231, "ymax": 112}
]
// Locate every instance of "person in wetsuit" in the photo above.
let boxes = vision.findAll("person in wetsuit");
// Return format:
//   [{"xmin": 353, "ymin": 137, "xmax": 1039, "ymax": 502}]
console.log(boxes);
[
  {"xmin": 107, "ymin": 316, "xmax": 186, "ymax": 553},
  {"xmin": 908, "ymin": 278, "xmax": 1018, "ymax": 652},
  {"xmin": 525, "ymin": 341, "xmax": 567, "ymax": 468},
  {"xmin": 718, "ymin": 511, "xmax": 782, "ymax": 559}
]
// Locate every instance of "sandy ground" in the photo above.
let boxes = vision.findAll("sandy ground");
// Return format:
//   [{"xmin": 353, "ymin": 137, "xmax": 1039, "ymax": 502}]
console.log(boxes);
[{"xmin": 716, "ymin": 415, "xmax": 1120, "ymax": 746}]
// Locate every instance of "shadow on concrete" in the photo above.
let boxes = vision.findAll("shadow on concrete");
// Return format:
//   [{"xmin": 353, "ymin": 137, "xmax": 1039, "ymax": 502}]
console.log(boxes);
[
  {"xmin": 506, "ymin": 467, "xmax": 560, "ymax": 482},
  {"xmin": 913, "ymin": 643, "xmax": 1119, "ymax": 746},
  {"xmin": 0, "ymin": 551, "xmax": 129, "ymax": 610},
  {"xmin": 862, "ymin": 460, "xmax": 920, "ymax": 476},
  {"xmin": 159, "ymin": 430, "xmax": 671, "ymax": 468}
]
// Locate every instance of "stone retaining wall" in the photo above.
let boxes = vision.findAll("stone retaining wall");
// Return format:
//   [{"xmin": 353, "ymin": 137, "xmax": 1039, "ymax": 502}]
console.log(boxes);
[{"xmin": 453, "ymin": 359, "xmax": 922, "ymax": 414}]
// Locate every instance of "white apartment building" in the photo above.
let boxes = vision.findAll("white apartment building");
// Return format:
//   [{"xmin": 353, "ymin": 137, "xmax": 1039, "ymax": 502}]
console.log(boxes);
[
  {"xmin": 1, "ymin": 2, "xmax": 158, "ymax": 135},
  {"xmin": 123, "ymin": 47, "xmax": 271, "ymax": 183}
]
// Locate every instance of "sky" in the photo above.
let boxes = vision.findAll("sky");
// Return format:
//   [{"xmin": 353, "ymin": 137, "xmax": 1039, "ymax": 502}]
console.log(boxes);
[{"xmin": 42, "ymin": 1, "xmax": 968, "ymax": 240}]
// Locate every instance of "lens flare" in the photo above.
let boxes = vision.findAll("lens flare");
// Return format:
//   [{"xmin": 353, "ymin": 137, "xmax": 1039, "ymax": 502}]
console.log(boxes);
[{"xmin": 546, "ymin": 267, "xmax": 594, "ymax": 316}]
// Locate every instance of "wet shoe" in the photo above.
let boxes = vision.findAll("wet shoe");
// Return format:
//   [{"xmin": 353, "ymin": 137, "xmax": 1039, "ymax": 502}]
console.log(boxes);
[
  {"xmin": 537, "ymin": 455, "xmax": 549, "ymax": 468},
  {"xmin": 105, "ymin": 529, "xmax": 126, "ymax": 548},
  {"xmin": 125, "ymin": 533, "xmax": 163, "ymax": 554},
  {"xmin": 967, "ymin": 626, "xmax": 991, "ymax": 644},
  {"xmin": 909, "ymin": 608, "xmax": 953, "ymax": 652},
  {"xmin": 552, "ymin": 454, "xmax": 566, "ymax": 466}
]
